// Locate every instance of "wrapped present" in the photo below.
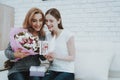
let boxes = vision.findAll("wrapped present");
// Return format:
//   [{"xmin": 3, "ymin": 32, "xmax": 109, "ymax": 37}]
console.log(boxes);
[{"xmin": 30, "ymin": 66, "xmax": 47, "ymax": 77}]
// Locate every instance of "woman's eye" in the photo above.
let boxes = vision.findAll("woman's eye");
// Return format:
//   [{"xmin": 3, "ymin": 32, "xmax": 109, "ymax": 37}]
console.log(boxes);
[
  {"xmin": 32, "ymin": 19, "xmax": 37, "ymax": 22},
  {"xmin": 39, "ymin": 19, "xmax": 42, "ymax": 21},
  {"xmin": 50, "ymin": 20, "xmax": 53, "ymax": 23}
]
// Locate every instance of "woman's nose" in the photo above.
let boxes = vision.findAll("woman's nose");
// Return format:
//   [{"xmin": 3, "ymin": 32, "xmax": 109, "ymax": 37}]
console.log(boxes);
[
  {"xmin": 47, "ymin": 22, "xmax": 50, "ymax": 26},
  {"xmin": 36, "ymin": 21, "xmax": 40, "ymax": 26}
]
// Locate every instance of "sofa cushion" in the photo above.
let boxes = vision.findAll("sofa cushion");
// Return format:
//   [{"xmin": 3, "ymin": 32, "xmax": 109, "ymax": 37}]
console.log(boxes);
[
  {"xmin": 109, "ymin": 78, "xmax": 120, "ymax": 80},
  {"xmin": 75, "ymin": 42, "xmax": 114, "ymax": 80},
  {"xmin": 109, "ymin": 43, "xmax": 120, "ymax": 78}
]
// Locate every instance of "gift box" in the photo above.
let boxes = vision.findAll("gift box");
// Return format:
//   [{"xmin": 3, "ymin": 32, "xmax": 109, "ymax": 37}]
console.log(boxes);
[{"xmin": 30, "ymin": 66, "xmax": 47, "ymax": 77}]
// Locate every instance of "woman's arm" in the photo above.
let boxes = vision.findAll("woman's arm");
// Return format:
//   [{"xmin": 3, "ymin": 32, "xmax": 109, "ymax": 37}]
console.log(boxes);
[
  {"xmin": 5, "ymin": 43, "xmax": 29, "ymax": 60},
  {"xmin": 5, "ymin": 43, "xmax": 15, "ymax": 60},
  {"xmin": 45, "ymin": 36, "xmax": 76, "ymax": 61},
  {"xmin": 55, "ymin": 36, "xmax": 76, "ymax": 61}
]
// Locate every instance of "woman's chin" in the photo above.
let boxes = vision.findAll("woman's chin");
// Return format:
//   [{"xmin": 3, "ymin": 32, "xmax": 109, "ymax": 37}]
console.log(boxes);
[{"xmin": 35, "ymin": 28, "xmax": 41, "ymax": 31}]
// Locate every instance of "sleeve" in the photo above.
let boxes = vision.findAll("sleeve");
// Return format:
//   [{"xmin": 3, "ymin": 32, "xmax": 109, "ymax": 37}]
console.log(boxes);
[
  {"xmin": 39, "ymin": 55, "xmax": 46, "ymax": 61},
  {"xmin": 66, "ymin": 31, "xmax": 74, "ymax": 42},
  {"xmin": 5, "ymin": 43, "xmax": 15, "ymax": 60}
]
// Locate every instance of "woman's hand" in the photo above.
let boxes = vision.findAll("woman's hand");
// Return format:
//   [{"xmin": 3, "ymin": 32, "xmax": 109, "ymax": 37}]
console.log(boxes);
[
  {"xmin": 44, "ymin": 52, "xmax": 55, "ymax": 61},
  {"xmin": 14, "ymin": 48, "xmax": 29, "ymax": 59}
]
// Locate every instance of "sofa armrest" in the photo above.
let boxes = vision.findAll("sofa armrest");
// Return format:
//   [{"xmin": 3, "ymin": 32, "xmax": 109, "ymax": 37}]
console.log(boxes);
[
  {"xmin": 0, "ymin": 70, "xmax": 8, "ymax": 80},
  {"xmin": 0, "ymin": 68, "xmax": 8, "ymax": 72}
]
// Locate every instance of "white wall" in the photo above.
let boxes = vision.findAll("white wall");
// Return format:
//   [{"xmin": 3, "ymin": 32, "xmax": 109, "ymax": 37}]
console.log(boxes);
[
  {"xmin": 0, "ymin": 0, "xmax": 120, "ymax": 42},
  {"xmin": 0, "ymin": 0, "xmax": 120, "ymax": 79}
]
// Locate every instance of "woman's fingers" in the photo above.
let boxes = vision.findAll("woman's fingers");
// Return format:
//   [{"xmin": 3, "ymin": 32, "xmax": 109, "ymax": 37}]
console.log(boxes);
[
  {"xmin": 14, "ymin": 51, "xmax": 29, "ymax": 59},
  {"xmin": 44, "ymin": 54, "xmax": 54, "ymax": 61},
  {"xmin": 21, "ymin": 52, "xmax": 29, "ymax": 58}
]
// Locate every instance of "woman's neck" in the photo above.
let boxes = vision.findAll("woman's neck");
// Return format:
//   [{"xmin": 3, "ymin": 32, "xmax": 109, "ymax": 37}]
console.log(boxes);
[
  {"xmin": 53, "ymin": 29, "xmax": 63, "ymax": 38},
  {"xmin": 32, "ymin": 31, "xmax": 38, "ymax": 36}
]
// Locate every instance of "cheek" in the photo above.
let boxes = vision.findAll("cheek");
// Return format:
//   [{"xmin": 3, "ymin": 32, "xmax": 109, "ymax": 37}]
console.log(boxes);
[
  {"xmin": 53, "ymin": 23, "xmax": 58, "ymax": 27},
  {"xmin": 32, "ymin": 22, "xmax": 36, "ymax": 26},
  {"xmin": 45, "ymin": 21, "xmax": 50, "ymax": 26},
  {"xmin": 40, "ymin": 21, "xmax": 43, "ymax": 24},
  {"xmin": 41, "ymin": 22, "xmax": 45, "ymax": 25}
]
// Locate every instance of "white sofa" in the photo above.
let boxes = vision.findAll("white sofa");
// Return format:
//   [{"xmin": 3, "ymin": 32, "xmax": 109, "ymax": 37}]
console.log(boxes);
[{"xmin": 0, "ymin": 42, "xmax": 120, "ymax": 80}]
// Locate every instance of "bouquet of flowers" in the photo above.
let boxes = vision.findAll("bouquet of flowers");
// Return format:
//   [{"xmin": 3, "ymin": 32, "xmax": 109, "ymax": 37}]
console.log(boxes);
[{"xmin": 10, "ymin": 28, "xmax": 39, "ymax": 57}]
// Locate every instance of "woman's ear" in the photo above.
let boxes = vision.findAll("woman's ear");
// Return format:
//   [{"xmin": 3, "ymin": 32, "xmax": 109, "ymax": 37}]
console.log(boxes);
[{"xmin": 57, "ymin": 19, "xmax": 61, "ymax": 24}]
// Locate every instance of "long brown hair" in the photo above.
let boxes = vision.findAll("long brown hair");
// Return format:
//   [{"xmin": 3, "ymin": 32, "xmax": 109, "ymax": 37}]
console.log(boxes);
[
  {"xmin": 45, "ymin": 8, "xmax": 63, "ymax": 29},
  {"xmin": 23, "ymin": 7, "xmax": 45, "ymax": 37}
]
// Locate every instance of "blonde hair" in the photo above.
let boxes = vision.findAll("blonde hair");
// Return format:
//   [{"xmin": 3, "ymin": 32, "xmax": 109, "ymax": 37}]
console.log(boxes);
[{"xmin": 23, "ymin": 7, "xmax": 45, "ymax": 37}]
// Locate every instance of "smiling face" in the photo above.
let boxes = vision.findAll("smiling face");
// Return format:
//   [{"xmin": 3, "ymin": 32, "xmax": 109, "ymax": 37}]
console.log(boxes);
[
  {"xmin": 45, "ymin": 14, "xmax": 60, "ymax": 32},
  {"xmin": 31, "ymin": 13, "xmax": 43, "ymax": 32}
]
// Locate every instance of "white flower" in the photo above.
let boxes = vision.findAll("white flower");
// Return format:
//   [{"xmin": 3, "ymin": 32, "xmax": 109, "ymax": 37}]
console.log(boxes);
[{"xmin": 25, "ymin": 32, "xmax": 30, "ymax": 38}]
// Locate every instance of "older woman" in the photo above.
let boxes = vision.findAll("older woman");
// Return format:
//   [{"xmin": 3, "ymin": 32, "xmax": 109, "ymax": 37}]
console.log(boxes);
[{"xmin": 5, "ymin": 7, "xmax": 45, "ymax": 80}]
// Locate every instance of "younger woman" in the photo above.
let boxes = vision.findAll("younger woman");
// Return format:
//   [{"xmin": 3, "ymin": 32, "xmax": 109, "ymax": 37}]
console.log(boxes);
[{"xmin": 43, "ymin": 8, "xmax": 76, "ymax": 80}]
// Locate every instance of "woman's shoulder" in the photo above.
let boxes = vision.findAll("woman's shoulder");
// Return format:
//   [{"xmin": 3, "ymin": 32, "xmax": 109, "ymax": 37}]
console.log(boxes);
[
  {"xmin": 63, "ymin": 29, "xmax": 74, "ymax": 42},
  {"xmin": 63, "ymin": 29, "xmax": 74, "ymax": 36}
]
